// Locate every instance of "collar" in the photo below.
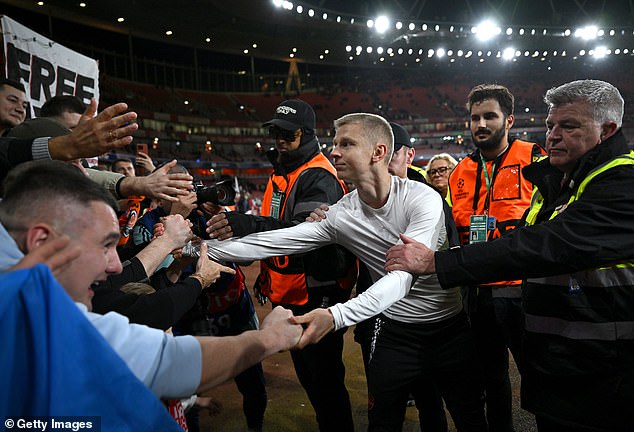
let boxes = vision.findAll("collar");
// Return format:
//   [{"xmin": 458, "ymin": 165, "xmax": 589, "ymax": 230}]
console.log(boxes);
[
  {"xmin": 0, "ymin": 221, "xmax": 25, "ymax": 270},
  {"xmin": 523, "ymin": 128, "xmax": 630, "ymax": 199},
  {"xmin": 266, "ymin": 135, "xmax": 321, "ymax": 175}
]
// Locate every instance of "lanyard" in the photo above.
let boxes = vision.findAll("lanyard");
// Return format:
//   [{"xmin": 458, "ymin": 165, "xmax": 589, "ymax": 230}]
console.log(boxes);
[{"xmin": 479, "ymin": 153, "xmax": 497, "ymax": 194}]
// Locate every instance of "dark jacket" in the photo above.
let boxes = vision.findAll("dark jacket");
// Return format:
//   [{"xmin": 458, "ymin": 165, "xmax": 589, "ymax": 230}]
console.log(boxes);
[
  {"xmin": 435, "ymin": 130, "xmax": 634, "ymax": 431},
  {"xmin": 0, "ymin": 137, "xmax": 36, "ymax": 184},
  {"xmin": 435, "ymin": 129, "xmax": 634, "ymax": 286},
  {"xmin": 225, "ymin": 136, "xmax": 356, "ymax": 306},
  {"xmin": 92, "ymin": 257, "xmax": 204, "ymax": 330}
]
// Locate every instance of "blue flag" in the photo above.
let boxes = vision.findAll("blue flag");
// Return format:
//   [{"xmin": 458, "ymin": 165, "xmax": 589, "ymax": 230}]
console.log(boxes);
[{"xmin": 0, "ymin": 264, "xmax": 183, "ymax": 431}]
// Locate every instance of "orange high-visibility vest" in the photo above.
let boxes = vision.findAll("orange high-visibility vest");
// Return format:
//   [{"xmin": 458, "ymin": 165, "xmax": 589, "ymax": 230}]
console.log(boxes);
[
  {"xmin": 448, "ymin": 139, "xmax": 542, "ymax": 286},
  {"xmin": 259, "ymin": 153, "xmax": 355, "ymax": 305}
]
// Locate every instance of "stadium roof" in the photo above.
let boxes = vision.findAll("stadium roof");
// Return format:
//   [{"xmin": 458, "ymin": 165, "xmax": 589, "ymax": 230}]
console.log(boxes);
[{"xmin": 3, "ymin": 0, "xmax": 634, "ymax": 69}]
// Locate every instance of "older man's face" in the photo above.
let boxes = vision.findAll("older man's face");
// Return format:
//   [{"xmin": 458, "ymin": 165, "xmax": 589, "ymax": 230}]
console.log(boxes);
[{"xmin": 545, "ymin": 101, "xmax": 602, "ymax": 174}]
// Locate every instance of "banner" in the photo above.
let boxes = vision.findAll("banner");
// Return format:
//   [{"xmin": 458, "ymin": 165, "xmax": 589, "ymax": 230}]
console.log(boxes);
[{"xmin": 1, "ymin": 16, "xmax": 99, "ymax": 118}]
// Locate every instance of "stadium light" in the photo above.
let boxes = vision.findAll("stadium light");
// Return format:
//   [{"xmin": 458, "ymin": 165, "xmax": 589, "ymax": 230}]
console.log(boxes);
[
  {"xmin": 575, "ymin": 25, "xmax": 598, "ymax": 40},
  {"xmin": 475, "ymin": 20, "xmax": 501, "ymax": 41},
  {"xmin": 375, "ymin": 15, "xmax": 390, "ymax": 34}
]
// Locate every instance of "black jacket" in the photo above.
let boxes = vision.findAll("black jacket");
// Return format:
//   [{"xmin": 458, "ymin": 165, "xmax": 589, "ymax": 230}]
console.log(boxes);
[
  {"xmin": 92, "ymin": 257, "xmax": 203, "ymax": 330},
  {"xmin": 435, "ymin": 129, "xmax": 634, "ymax": 287},
  {"xmin": 225, "ymin": 136, "xmax": 356, "ymax": 284}
]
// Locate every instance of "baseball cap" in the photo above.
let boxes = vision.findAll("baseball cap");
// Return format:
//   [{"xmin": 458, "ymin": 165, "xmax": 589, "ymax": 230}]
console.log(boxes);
[
  {"xmin": 390, "ymin": 122, "xmax": 412, "ymax": 152},
  {"xmin": 7, "ymin": 117, "xmax": 70, "ymax": 139},
  {"xmin": 263, "ymin": 99, "xmax": 316, "ymax": 132}
]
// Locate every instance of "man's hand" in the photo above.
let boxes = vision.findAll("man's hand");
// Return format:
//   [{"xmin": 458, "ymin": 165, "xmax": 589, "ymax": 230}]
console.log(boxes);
[
  {"xmin": 261, "ymin": 306, "xmax": 303, "ymax": 352},
  {"xmin": 290, "ymin": 308, "xmax": 335, "ymax": 349},
  {"xmin": 160, "ymin": 214, "xmax": 193, "ymax": 250},
  {"xmin": 189, "ymin": 242, "xmax": 236, "ymax": 288},
  {"xmin": 198, "ymin": 202, "xmax": 223, "ymax": 219},
  {"xmin": 305, "ymin": 204, "xmax": 329, "ymax": 222},
  {"xmin": 120, "ymin": 159, "xmax": 193, "ymax": 201},
  {"xmin": 135, "ymin": 152, "xmax": 156, "ymax": 173},
  {"xmin": 207, "ymin": 212, "xmax": 234, "ymax": 240},
  {"xmin": 48, "ymin": 99, "xmax": 139, "ymax": 160},
  {"xmin": 385, "ymin": 233, "xmax": 436, "ymax": 274},
  {"xmin": 10, "ymin": 236, "xmax": 81, "ymax": 278},
  {"xmin": 170, "ymin": 191, "xmax": 198, "ymax": 218}
]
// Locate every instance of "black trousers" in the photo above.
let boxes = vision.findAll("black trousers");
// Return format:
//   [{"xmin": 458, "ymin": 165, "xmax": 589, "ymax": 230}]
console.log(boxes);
[
  {"xmin": 355, "ymin": 316, "xmax": 449, "ymax": 432},
  {"xmin": 465, "ymin": 286, "xmax": 524, "ymax": 432},
  {"xmin": 367, "ymin": 312, "xmax": 487, "ymax": 432},
  {"xmin": 279, "ymin": 301, "xmax": 354, "ymax": 432}
]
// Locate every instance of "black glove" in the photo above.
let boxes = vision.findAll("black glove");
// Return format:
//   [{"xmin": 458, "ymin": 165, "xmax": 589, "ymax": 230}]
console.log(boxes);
[
  {"xmin": 252, "ymin": 274, "xmax": 268, "ymax": 306},
  {"xmin": 224, "ymin": 212, "xmax": 258, "ymax": 237}
]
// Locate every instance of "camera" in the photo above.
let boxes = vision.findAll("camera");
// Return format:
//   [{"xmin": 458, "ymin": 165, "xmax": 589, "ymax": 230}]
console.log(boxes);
[{"xmin": 195, "ymin": 179, "xmax": 236, "ymax": 206}]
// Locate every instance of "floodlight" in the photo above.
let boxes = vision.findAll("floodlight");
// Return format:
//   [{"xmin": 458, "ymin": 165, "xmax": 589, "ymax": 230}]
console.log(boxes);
[
  {"xmin": 375, "ymin": 15, "xmax": 390, "ymax": 34},
  {"xmin": 475, "ymin": 20, "xmax": 501, "ymax": 41},
  {"xmin": 594, "ymin": 46, "xmax": 608, "ymax": 58},
  {"xmin": 575, "ymin": 25, "xmax": 598, "ymax": 40},
  {"xmin": 502, "ymin": 47, "xmax": 515, "ymax": 60}
]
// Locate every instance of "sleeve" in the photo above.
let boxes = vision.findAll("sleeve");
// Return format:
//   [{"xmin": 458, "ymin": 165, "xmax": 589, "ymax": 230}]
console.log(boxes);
[
  {"xmin": 83, "ymin": 308, "xmax": 202, "ymax": 399},
  {"xmin": 330, "ymin": 270, "xmax": 414, "ymax": 329},
  {"xmin": 0, "ymin": 137, "xmax": 40, "ymax": 183},
  {"xmin": 201, "ymin": 210, "xmax": 337, "ymax": 262},
  {"xmin": 435, "ymin": 168, "xmax": 634, "ymax": 287},
  {"xmin": 330, "ymin": 186, "xmax": 445, "ymax": 328},
  {"xmin": 289, "ymin": 168, "xmax": 345, "ymax": 221},
  {"xmin": 93, "ymin": 279, "xmax": 203, "ymax": 331},
  {"xmin": 224, "ymin": 169, "xmax": 345, "ymax": 236},
  {"xmin": 31, "ymin": 137, "xmax": 51, "ymax": 160},
  {"xmin": 99, "ymin": 256, "xmax": 148, "ymax": 290},
  {"xmin": 86, "ymin": 169, "xmax": 125, "ymax": 198}
]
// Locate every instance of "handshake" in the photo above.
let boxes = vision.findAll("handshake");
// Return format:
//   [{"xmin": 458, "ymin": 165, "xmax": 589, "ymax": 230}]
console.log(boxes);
[{"xmin": 262, "ymin": 305, "xmax": 337, "ymax": 352}]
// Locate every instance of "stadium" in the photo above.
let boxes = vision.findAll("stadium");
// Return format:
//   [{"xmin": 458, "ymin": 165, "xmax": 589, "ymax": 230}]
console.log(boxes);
[{"xmin": 2, "ymin": 1, "xmax": 634, "ymax": 431}]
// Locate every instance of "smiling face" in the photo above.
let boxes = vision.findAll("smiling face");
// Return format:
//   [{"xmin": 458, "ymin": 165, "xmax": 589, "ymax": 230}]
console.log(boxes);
[
  {"xmin": 0, "ymin": 84, "xmax": 27, "ymax": 129},
  {"xmin": 545, "ymin": 101, "xmax": 603, "ymax": 174},
  {"xmin": 53, "ymin": 201, "xmax": 122, "ymax": 309}
]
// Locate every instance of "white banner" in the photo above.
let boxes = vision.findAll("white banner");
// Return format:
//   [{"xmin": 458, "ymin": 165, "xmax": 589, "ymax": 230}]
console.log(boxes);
[{"xmin": 1, "ymin": 15, "xmax": 99, "ymax": 118}]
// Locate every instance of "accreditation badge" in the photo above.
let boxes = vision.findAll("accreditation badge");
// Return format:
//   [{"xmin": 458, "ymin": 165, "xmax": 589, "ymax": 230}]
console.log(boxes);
[
  {"xmin": 469, "ymin": 215, "xmax": 488, "ymax": 244},
  {"xmin": 270, "ymin": 191, "xmax": 285, "ymax": 219}
]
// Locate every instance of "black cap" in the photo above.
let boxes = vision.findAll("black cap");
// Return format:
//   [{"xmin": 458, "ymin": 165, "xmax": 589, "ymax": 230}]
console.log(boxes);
[
  {"xmin": 6, "ymin": 117, "xmax": 70, "ymax": 139},
  {"xmin": 390, "ymin": 122, "xmax": 412, "ymax": 152},
  {"xmin": 263, "ymin": 99, "xmax": 316, "ymax": 132}
]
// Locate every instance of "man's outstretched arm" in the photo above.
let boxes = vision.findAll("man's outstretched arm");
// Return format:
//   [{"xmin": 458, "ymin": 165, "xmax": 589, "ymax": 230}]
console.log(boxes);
[{"xmin": 196, "ymin": 306, "xmax": 301, "ymax": 392}]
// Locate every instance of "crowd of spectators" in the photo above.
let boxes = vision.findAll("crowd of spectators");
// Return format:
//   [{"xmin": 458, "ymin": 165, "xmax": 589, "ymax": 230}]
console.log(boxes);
[{"xmin": 1, "ymin": 73, "xmax": 634, "ymax": 432}]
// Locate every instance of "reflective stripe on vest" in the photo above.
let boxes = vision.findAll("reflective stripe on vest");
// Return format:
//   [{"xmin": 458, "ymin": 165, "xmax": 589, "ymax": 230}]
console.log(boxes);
[
  {"xmin": 525, "ymin": 152, "xmax": 634, "ymax": 341},
  {"xmin": 448, "ymin": 139, "xmax": 538, "ymax": 287},
  {"xmin": 525, "ymin": 313, "xmax": 634, "ymax": 340},
  {"xmin": 526, "ymin": 152, "xmax": 634, "ymax": 225},
  {"xmin": 259, "ymin": 152, "xmax": 352, "ymax": 305}
]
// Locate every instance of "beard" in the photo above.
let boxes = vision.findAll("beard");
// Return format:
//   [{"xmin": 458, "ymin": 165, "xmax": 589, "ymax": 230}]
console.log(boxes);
[{"xmin": 472, "ymin": 126, "xmax": 507, "ymax": 151}]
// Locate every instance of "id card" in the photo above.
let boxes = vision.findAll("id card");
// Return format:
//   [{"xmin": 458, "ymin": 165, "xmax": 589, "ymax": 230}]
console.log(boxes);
[
  {"xmin": 270, "ymin": 191, "xmax": 285, "ymax": 220},
  {"xmin": 469, "ymin": 215, "xmax": 488, "ymax": 244}
]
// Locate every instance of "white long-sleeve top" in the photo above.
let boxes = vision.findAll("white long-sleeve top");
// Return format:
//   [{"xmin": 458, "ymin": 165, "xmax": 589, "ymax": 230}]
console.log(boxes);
[{"xmin": 200, "ymin": 176, "xmax": 462, "ymax": 330}]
